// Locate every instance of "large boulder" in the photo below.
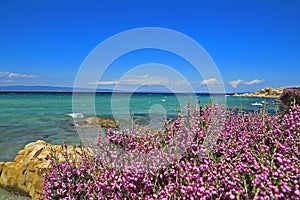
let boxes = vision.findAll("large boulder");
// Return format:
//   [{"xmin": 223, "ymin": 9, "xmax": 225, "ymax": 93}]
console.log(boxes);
[{"xmin": 0, "ymin": 140, "xmax": 85, "ymax": 199}]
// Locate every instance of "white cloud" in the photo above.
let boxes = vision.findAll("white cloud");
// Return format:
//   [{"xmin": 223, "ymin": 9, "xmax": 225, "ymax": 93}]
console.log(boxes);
[
  {"xmin": 89, "ymin": 75, "xmax": 171, "ymax": 86},
  {"xmin": 173, "ymin": 80, "xmax": 190, "ymax": 86},
  {"xmin": 122, "ymin": 75, "xmax": 170, "ymax": 85},
  {"xmin": 229, "ymin": 79, "xmax": 244, "ymax": 88},
  {"xmin": 245, "ymin": 79, "xmax": 264, "ymax": 85},
  {"xmin": 88, "ymin": 81, "xmax": 120, "ymax": 85},
  {"xmin": 0, "ymin": 72, "xmax": 38, "ymax": 78},
  {"xmin": 201, "ymin": 78, "xmax": 220, "ymax": 85},
  {"xmin": 229, "ymin": 78, "xmax": 264, "ymax": 88},
  {"xmin": 0, "ymin": 79, "xmax": 15, "ymax": 83}
]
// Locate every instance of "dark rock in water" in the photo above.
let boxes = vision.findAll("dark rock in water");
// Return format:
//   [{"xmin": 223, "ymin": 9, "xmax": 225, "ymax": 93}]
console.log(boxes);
[
  {"xmin": 134, "ymin": 118, "xmax": 150, "ymax": 125},
  {"xmin": 76, "ymin": 117, "xmax": 117, "ymax": 128}
]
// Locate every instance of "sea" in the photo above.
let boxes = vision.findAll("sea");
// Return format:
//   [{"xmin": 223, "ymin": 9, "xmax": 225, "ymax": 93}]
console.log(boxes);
[{"xmin": 0, "ymin": 92, "xmax": 280, "ymax": 199}]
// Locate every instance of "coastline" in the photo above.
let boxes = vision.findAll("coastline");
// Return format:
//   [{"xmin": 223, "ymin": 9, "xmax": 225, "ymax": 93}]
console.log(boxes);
[
  {"xmin": 1, "ymin": 102, "xmax": 299, "ymax": 199},
  {"xmin": 233, "ymin": 87, "xmax": 283, "ymax": 99},
  {"xmin": 0, "ymin": 90, "xmax": 290, "ymax": 198}
]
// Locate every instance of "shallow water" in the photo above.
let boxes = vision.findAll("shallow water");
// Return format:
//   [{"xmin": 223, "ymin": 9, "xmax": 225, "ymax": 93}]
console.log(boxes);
[
  {"xmin": 0, "ymin": 92, "xmax": 280, "ymax": 162},
  {"xmin": 0, "ymin": 92, "xmax": 280, "ymax": 198},
  {"xmin": 0, "ymin": 188, "xmax": 31, "ymax": 200}
]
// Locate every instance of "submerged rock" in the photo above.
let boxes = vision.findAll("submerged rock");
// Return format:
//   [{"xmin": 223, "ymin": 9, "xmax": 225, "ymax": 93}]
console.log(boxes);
[
  {"xmin": 0, "ymin": 140, "xmax": 85, "ymax": 199},
  {"xmin": 76, "ymin": 117, "xmax": 118, "ymax": 128}
]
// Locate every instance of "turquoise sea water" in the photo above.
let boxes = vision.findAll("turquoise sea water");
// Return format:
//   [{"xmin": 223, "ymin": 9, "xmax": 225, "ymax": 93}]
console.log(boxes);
[
  {"xmin": 0, "ymin": 92, "xmax": 280, "ymax": 162},
  {"xmin": 0, "ymin": 92, "xmax": 280, "ymax": 198}
]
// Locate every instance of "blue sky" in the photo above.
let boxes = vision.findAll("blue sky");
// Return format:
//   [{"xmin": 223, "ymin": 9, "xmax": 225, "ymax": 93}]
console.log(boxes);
[{"xmin": 0, "ymin": 0, "xmax": 299, "ymax": 92}]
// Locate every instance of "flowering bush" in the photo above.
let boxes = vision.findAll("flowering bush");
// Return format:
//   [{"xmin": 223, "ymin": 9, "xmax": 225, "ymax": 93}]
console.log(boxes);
[{"xmin": 43, "ymin": 105, "xmax": 300, "ymax": 199}]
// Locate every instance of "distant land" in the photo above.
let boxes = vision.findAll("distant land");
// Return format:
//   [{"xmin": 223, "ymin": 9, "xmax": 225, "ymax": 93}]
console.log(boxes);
[
  {"xmin": 234, "ymin": 86, "xmax": 299, "ymax": 98},
  {"xmin": 0, "ymin": 85, "xmax": 73, "ymax": 92},
  {"xmin": 0, "ymin": 85, "xmax": 113, "ymax": 93},
  {"xmin": 233, "ymin": 87, "xmax": 284, "ymax": 98},
  {"xmin": 0, "ymin": 85, "xmax": 233, "ymax": 94}
]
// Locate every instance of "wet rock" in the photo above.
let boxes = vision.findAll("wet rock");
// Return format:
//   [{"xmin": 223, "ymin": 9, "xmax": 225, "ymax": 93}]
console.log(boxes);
[{"xmin": 76, "ymin": 117, "xmax": 117, "ymax": 128}]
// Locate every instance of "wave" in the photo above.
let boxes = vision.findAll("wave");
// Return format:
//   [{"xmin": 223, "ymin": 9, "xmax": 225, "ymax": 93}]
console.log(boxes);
[
  {"xmin": 66, "ymin": 113, "xmax": 84, "ymax": 118},
  {"xmin": 251, "ymin": 102, "xmax": 263, "ymax": 106}
]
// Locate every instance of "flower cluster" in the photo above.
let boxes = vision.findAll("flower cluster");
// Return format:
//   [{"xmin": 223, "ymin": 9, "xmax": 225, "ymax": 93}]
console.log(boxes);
[{"xmin": 43, "ymin": 105, "xmax": 300, "ymax": 199}]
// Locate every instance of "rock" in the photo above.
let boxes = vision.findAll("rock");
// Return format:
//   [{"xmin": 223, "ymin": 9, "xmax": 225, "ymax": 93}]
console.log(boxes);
[
  {"xmin": 0, "ymin": 140, "xmax": 86, "ymax": 199},
  {"xmin": 76, "ymin": 117, "xmax": 117, "ymax": 128}
]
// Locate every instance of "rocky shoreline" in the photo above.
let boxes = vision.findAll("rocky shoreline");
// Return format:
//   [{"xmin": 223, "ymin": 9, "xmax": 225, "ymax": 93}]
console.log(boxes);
[
  {"xmin": 233, "ymin": 87, "xmax": 283, "ymax": 98},
  {"xmin": 0, "ymin": 140, "xmax": 88, "ymax": 199},
  {"xmin": 0, "ymin": 89, "xmax": 288, "ymax": 199},
  {"xmin": 0, "ymin": 116, "xmax": 119, "ymax": 199}
]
